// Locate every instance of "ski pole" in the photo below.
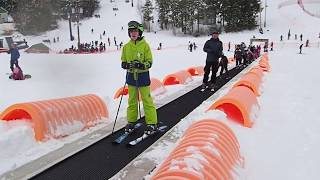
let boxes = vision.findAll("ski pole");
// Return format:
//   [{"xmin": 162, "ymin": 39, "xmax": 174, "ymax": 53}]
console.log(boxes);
[
  {"xmin": 112, "ymin": 72, "xmax": 128, "ymax": 134},
  {"xmin": 134, "ymin": 69, "xmax": 142, "ymax": 120}
]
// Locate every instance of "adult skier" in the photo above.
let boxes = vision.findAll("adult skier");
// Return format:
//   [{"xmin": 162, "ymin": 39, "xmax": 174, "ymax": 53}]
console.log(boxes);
[
  {"xmin": 201, "ymin": 31, "xmax": 223, "ymax": 91},
  {"xmin": 121, "ymin": 20, "xmax": 158, "ymax": 135},
  {"xmin": 8, "ymin": 43, "xmax": 21, "ymax": 72}
]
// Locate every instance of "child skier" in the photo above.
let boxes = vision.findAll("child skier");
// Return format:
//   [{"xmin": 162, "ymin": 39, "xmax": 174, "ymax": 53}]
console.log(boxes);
[{"xmin": 121, "ymin": 21, "xmax": 158, "ymax": 135}]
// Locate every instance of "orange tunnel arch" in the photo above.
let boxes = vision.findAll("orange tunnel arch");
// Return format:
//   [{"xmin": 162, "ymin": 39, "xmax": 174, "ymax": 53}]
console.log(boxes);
[
  {"xmin": 233, "ymin": 73, "xmax": 262, "ymax": 96},
  {"xmin": 0, "ymin": 94, "xmax": 108, "ymax": 141},
  {"xmin": 151, "ymin": 119, "xmax": 242, "ymax": 180},
  {"xmin": 207, "ymin": 86, "xmax": 259, "ymax": 127},
  {"xmin": 114, "ymin": 78, "xmax": 166, "ymax": 99},
  {"xmin": 187, "ymin": 66, "xmax": 204, "ymax": 76},
  {"xmin": 247, "ymin": 66, "xmax": 264, "ymax": 78},
  {"xmin": 163, "ymin": 70, "xmax": 193, "ymax": 86}
]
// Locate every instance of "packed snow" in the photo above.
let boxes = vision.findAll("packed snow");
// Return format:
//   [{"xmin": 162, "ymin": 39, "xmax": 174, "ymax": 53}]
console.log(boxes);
[{"xmin": 1, "ymin": 0, "xmax": 320, "ymax": 179}]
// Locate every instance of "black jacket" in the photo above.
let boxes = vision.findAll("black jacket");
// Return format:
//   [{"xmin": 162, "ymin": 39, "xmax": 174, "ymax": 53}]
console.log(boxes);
[{"xmin": 203, "ymin": 38, "xmax": 223, "ymax": 62}]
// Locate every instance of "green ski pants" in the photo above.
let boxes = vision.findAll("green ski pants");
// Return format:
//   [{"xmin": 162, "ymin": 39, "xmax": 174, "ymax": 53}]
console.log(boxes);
[{"xmin": 127, "ymin": 85, "xmax": 158, "ymax": 125}]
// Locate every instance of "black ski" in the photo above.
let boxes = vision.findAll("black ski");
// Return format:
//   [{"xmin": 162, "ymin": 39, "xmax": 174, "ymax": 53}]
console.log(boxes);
[
  {"xmin": 112, "ymin": 123, "xmax": 143, "ymax": 144},
  {"xmin": 127, "ymin": 125, "xmax": 167, "ymax": 146}
]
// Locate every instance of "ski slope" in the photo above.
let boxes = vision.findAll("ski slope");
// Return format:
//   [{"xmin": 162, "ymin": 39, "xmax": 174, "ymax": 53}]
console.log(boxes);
[{"xmin": 1, "ymin": 0, "xmax": 320, "ymax": 179}]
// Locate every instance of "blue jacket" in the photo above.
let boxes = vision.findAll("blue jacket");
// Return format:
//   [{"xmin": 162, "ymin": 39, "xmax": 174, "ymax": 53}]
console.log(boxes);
[{"xmin": 9, "ymin": 48, "xmax": 20, "ymax": 61}]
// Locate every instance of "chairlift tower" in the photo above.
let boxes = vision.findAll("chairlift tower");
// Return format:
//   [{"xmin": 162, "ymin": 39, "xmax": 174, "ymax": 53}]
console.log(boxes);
[
  {"xmin": 66, "ymin": 1, "xmax": 74, "ymax": 41},
  {"xmin": 264, "ymin": 0, "xmax": 267, "ymax": 27},
  {"xmin": 71, "ymin": 0, "xmax": 83, "ymax": 50}
]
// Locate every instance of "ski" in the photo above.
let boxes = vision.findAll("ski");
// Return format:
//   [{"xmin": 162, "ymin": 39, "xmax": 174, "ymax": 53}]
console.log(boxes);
[
  {"xmin": 127, "ymin": 125, "xmax": 167, "ymax": 146},
  {"xmin": 112, "ymin": 123, "xmax": 143, "ymax": 144},
  {"xmin": 200, "ymin": 86, "xmax": 214, "ymax": 92}
]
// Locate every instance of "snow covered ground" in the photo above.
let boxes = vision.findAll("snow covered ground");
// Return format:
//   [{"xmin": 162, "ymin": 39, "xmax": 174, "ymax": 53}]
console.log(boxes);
[{"xmin": 0, "ymin": 0, "xmax": 320, "ymax": 179}]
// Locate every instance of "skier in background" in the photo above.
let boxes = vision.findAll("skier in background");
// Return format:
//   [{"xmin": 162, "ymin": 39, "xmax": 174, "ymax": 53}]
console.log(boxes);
[
  {"xmin": 218, "ymin": 54, "xmax": 229, "ymax": 78},
  {"xmin": 8, "ymin": 43, "xmax": 21, "ymax": 72},
  {"xmin": 299, "ymin": 44, "xmax": 303, "ymax": 54},
  {"xmin": 234, "ymin": 45, "xmax": 242, "ymax": 67}
]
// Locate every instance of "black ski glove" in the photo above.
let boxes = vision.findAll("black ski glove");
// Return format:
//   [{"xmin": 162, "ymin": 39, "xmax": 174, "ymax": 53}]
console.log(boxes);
[
  {"xmin": 133, "ymin": 62, "xmax": 146, "ymax": 70},
  {"xmin": 121, "ymin": 62, "xmax": 133, "ymax": 69}
]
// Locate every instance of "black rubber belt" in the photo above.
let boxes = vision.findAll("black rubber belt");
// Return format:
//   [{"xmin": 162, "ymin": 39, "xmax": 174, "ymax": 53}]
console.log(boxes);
[{"xmin": 31, "ymin": 64, "xmax": 248, "ymax": 180}]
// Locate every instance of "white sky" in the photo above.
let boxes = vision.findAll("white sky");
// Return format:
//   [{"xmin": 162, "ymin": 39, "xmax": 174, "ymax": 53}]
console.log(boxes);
[{"xmin": 0, "ymin": 0, "xmax": 320, "ymax": 179}]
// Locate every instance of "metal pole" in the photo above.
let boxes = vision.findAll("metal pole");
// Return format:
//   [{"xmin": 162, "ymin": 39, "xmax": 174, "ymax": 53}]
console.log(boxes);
[
  {"xmin": 68, "ymin": 1, "xmax": 73, "ymax": 41},
  {"xmin": 69, "ymin": 15, "xmax": 73, "ymax": 41},
  {"xmin": 259, "ymin": 1, "xmax": 262, "ymax": 28},
  {"xmin": 131, "ymin": 0, "xmax": 133, "ymax": 7},
  {"xmin": 77, "ymin": 19, "xmax": 80, "ymax": 50},
  {"xmin": 264, "ymin": 0, "xmax": 267, "ymax": 27},
  {"xmin": 76, "ymin": 1, "xmax": 81, "ymax": 50}
]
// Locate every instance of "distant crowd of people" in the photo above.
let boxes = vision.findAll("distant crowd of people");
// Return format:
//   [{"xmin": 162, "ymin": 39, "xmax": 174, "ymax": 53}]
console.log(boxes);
[{"xmin": 62, "ymin": 41, "xmax": 106, "ymax": 54}]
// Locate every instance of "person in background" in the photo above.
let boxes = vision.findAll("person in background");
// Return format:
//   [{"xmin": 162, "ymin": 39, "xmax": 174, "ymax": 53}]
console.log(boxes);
[
  {"xmin": 8, "ymin": 43, "xmax": 21, "ymax": 72},
  {"xmin": 299, "ymin": 44, "xmax": 303, "ymax": 54},
  {"xmin": 218, "ymin": 54, "xmax": 229, "ymax": 78},
  {"xmin": 234, "ymin": 44, "xmax": 242, "ymax": 67},
  {"xmin": 201, "ymin": 31, "xmax": 223, "ymax": 90}
]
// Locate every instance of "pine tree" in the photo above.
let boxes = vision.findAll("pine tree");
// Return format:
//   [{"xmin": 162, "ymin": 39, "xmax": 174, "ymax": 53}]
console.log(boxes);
[
  {"xmin": 222, "ymin": 0, "xmax": 260, "ymax": 32},
  {"xmin": 142, "ymin": 0, "xmax": 154, "ymax": 32},
  {"xmin": 155, "ymin": 0, "xmax": 171, "ymax": 30},
  {"xmin": 0, "ymin": 0, "xmax": 18, "ymax": 13},
  {"xmin": 6, "ymin": 0, "xmax": 100, "ymax": 35}
]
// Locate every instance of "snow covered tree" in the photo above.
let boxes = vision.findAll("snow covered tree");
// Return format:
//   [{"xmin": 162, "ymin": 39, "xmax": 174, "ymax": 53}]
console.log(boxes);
[
  {"xmin": 0, "ymin": 0, "xmax": 18, "ymax": 13},
  {"xmin": 142, "ymin": 0, "xmax": 154, "ymax": 32},
  {"xmin": 6, "ymin": 0, "xmax": 100, "ymax": 35},
  {"xmin": 155, "ymin": 0, "xmax": 171, "ymax": 29},
  {"xmin": 222, "ymin": 0, "xmax": 260, "ymax": 32}
]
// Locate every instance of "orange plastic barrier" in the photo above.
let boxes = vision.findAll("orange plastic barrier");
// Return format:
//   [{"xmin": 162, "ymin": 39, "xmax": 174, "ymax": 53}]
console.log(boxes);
[
  {"xmin": 150, "ymin": 78, "xmax": 167, "ymax": 93},
  {"xmin": 187, "ymin": 66, "xmax": 204, "ymax": 76},
  {"xmin": 247, "ymin": 66, "xmax": 264, "ymax": 78},
  {"xmin": 0, "ymin": 94, "xmax": 108, "ymax": 141},
  {"xmin": 114, "ymin": 86, "xmax": 129, "ymax": 99},
  {"xmin": 233, "ymin": 73, "xmax": 262, "ymax": 96},
  {"xmin": 114, "ymin": 78, "xmax": 166, "ymax": 99},
  {"xmin": 151, "ymin": 119, "xmax": 242, "ymax": 180},
  {"xmin": 207, "ymin": 86, "xmax": 258, "ymax": 127},
  {"xmin": 259, "ymin": 57, "xmax": 270, "ymax": 72},
  {"xmin": 228, "ymin": 57, "xmax": 235, "ymax": 64},
  {"xmin": 163, "ymin": 70, "xmax": 193, "ymax": 86},
  {"xmin": 262, "ymin": 53, "xmax": 269, "ymax": 61}
]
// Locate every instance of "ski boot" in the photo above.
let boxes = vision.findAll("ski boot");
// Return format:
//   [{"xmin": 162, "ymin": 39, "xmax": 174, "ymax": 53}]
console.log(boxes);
[
  {"xmin": 200, "ymin": 83, "xmax": 207, "ymax": 92},
  {"xmin": 144, "ymin": 124, "xmax": 158, "ymax": 135},
  {"xmin": 125, "ymin": 123, "xmax": 136, "ymax": 133},
  {"xmin": 208, "ymin": 83, "xmax": 215, "ymax": 92}
]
